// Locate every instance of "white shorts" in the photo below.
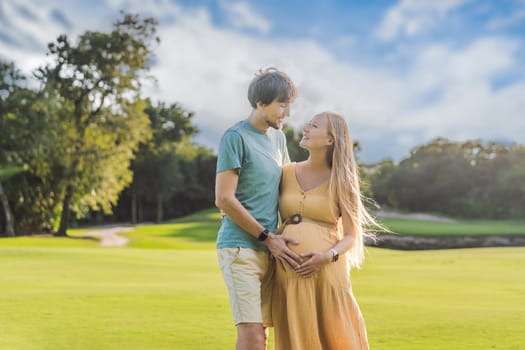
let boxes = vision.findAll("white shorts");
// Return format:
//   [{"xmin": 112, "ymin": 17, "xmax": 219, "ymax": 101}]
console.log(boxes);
[{"xmin": 217, "ymin": 247, "xmax": 273, "ymax": 326}]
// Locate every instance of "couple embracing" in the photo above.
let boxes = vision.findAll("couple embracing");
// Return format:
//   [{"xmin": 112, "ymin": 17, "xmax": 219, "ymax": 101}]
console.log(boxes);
[{"xmin": 215, "ymin": 68, "xmax": 376, "ymax": 350}]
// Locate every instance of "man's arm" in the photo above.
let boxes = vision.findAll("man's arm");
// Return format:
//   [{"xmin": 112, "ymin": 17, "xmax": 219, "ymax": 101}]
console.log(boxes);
[{"xmin": 215, "ymin": 169, "xmax": 302, "ymax": 269}]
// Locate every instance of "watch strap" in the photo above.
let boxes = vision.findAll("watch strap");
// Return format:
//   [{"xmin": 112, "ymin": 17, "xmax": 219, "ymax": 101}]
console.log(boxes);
[{"xmin": 257, "ymin": 228, "xmax": 270, "ymax": 241}]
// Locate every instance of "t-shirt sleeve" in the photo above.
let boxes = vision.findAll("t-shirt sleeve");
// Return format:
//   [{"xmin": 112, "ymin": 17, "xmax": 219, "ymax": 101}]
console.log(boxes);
[
  {"xmin": 279, "ymin": 162, "xmax": 293, "ymax": 191},
  {"xmin": 216, "ymin": 130, "xmax": 244, "ymax": 173},
  {"xmin": 282, "ymin": 139, "xmax": 290, "ymax": 164},
  {"xmin": 280, "ymin": 130, "xmax": 291, "ymax": 164}
]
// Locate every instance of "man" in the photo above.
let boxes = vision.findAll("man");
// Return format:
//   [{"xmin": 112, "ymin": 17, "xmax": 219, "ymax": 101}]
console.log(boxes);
[{"xmin": 215, "ymin": 67, "xmax": 302, "ymax": 350}]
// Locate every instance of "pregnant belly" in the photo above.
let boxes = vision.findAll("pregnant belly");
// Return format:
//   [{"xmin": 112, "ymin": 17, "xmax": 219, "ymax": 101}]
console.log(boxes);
[{"xmin": 281, "ymin": 221, "xmax": 338, "ymax": 255}]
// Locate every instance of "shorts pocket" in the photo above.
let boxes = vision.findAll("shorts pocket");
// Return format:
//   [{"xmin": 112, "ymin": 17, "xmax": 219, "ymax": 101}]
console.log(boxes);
[{"xmin": 218, "ymin": 247, "xmax": 242, "ymax": 270}]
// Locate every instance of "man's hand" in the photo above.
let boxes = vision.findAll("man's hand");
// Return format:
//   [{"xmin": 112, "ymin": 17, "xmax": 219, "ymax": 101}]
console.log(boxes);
[
  {"xmin": 264, "ymin": 233, "xmax": 302, "ymax": 271},
  {"xmin": 294, "ymin": 251, "xmax": 331, "ymax": 277}
]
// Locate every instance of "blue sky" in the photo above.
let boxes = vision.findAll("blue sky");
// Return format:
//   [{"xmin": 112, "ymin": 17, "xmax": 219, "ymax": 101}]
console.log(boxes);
[{"xmin": 1, "ymin": 0, "xmax": 524, "ymax": 162}]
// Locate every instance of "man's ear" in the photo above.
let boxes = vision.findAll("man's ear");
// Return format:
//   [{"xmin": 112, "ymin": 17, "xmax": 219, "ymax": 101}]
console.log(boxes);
[{"xmin": 256, "ymin": 101, "xmax": 266, "ymax": 109}]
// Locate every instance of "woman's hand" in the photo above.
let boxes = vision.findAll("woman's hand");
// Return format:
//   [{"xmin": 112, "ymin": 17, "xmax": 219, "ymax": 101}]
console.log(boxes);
[{"xmin": 294, "ymin": 251, "xmax": 331, "ymax": 277}]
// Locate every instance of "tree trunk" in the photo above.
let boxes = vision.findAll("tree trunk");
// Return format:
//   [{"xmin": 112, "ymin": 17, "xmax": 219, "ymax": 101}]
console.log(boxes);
[
  {"xmin": 56, "ymin": 106, "xmax": 83, "ymax": 237},
  {"xmin": 56, "ymin": 184, "xmax": 73, "ymax": 237},
  {"xmin": 0, "ymin": 181, "xmax": 15, "ymax": 237},
  {"xmin": 131, "ymin": 189, "xmax": 137, "ymax": 225},
  {"xmin": 156, "ymin": 193, "xmax": 163, "ymax": 223}
]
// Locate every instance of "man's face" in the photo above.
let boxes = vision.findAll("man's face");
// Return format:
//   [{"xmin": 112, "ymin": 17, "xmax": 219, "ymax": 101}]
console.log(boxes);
[{"xmin": 259, "ymin": 99, "xmax": 290, "ymax": 130}]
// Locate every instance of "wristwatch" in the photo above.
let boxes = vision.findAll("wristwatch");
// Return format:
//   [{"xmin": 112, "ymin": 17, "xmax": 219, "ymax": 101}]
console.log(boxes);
[
  {"xmin": 257, "ymin": 228, "xmax": 270, "ymax": 241},
  {"xmin": 329, "ymin": 248, "xmax": 339, "ymax": 262}
]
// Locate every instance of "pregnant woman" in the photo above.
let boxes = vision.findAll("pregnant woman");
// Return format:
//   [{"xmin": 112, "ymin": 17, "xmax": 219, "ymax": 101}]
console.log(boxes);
[{"xmin": 272, "ymin": 112, "xmax": 378, "ymax": 350}]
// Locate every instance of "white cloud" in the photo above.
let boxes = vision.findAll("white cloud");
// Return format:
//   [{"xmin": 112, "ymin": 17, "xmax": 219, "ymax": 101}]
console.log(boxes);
[
  {"xmin": 149, "ymin": 7, "xmax": 403, "ymax": 139},
  {"xmin": 1, "ymin": 0, "xmax": 70, "ymax": 51},
  {"xmin": 396, "ymin": 37, "xmax": 524, "ymax": 145},
  {"xmin": 375, "ymin": 0, "xmax": 470, "ymax": 41},
  {"xmin": 220, "ymin": 1, "xmax": 271, "ymax": 35},
  {"xmin": 0, "ymin": 0, "xmax": 81, "ymax": 74},
  {"xmin": 412, "ymin": 37, "xmax": 517, "ymax": 91},
  {"xmin": 0, "ymin": 43, "xmax": 50, "ymax": 76}
]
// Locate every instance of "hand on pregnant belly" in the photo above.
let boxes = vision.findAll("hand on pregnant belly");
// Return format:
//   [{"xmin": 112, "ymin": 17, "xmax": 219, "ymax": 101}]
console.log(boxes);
[{"xmin": 294, "ymin": 250, "xmax": 331, "ymax": 277}]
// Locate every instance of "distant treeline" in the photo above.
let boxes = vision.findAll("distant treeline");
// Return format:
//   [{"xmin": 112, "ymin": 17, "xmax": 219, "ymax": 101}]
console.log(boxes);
[{"xmin": 365, "ymin": 138, "xmax": 525, "ymax": 219}]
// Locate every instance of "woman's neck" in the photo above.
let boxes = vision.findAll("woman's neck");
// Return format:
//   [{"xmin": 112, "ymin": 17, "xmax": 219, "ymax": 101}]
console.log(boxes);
[{"xmin": 304, "ymin": 149, "xmax": 330, "ymax": 173}]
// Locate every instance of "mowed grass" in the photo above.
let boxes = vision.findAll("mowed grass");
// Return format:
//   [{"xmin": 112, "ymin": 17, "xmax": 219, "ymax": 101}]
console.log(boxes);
[
  {"xmin": 122, "ymin": 209, "xmax": 222, "ymax": 250},
  {"xmin": 1, "ymin": 246, "xmax": 524, "ymax": 349},
  {"xmin": 353, "ymin": 247, "xmax": 525, "ymax": 349},
  {"xmin": 0, "ymin": 248, "xmax": 234, "ymax": 350},
  {"xmin": 1, "ymin": 209, "xmax": 525, "ymax": 349}
]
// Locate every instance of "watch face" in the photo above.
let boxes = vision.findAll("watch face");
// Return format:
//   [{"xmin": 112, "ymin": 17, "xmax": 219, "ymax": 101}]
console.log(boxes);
[{"xmin": 331, "ymin": 249, "xmax": 339, "ymax": 262}]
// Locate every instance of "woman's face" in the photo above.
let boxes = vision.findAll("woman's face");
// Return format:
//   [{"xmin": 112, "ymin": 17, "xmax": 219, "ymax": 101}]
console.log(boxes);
[{"xmin": 299, "ymin": 114, "xmax": 333, "ymax": 150}]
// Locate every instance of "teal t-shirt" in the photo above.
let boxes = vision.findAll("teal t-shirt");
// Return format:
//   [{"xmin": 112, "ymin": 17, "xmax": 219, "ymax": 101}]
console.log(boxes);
[{"xmin": 216, "ymin": 120, "xmax": 290, "ymax": 251}]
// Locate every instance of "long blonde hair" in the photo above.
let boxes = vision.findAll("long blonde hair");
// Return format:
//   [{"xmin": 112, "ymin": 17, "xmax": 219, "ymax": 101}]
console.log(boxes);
[{"xmin": 324, "ymin": 112, "xmax": 379, "ymax": 268}]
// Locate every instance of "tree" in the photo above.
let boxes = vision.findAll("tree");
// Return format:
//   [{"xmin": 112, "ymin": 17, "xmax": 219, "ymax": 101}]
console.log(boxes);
[
  {"xmin": 367, "ymin": 159, "xmax": 395, "ymax": 205},
  {"xmin": 34, "ymin": 13, "xmax": 158, "ymax": 236},
  {"xmin": 368, "ymin": 138, "xmax": 525, "ymax": 219},
  {"xmin": 0, "ymin": 61, "xmax": 26, "ymax": 237},
  {"xmin": 0, "ymin": 61, "xmax": 61, "ymax": 235},
  {"xmin": 168, "ymin": 143, "xmax": 217, "ymax": 217},
  {"xmin": 498, "ymin": 144, "xmax": 525, "ymax": 217},
  {"xmin": 282, "ymin": 124, "xmax": 308, "ymax": 162},
  {"xmin": 0, "ymin": 166, "xmax": 26, "ymax": 236},
  {"xmin": 129, "ymin": 101, "xmax": 198, "ymax": 223}
]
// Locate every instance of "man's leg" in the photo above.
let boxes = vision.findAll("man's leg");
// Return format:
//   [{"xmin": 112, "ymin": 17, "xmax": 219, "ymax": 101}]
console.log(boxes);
[
  {"xmin": 218, "ymin": 248, "xmax": 271, "ymax": 349},
  {"xmin": 236, "ymin": 323, "xmax": 268, "ymax": 350}
]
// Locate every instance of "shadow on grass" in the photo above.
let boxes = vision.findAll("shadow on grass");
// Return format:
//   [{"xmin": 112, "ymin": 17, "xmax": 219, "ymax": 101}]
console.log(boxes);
[
  {"xmin": 0, "ymin": 233, "xmax": 99, "ymax": 242},
  {"xmin": 133, "ymin": 208, "xmax": 222, "ymax": 243},
  {"xmin": 166, "ymin": 210, "xmax": 221, "ymax": 224},
  {"xmin": 167, "ymin": 222, "xmax": 221, "ymax": 242}
]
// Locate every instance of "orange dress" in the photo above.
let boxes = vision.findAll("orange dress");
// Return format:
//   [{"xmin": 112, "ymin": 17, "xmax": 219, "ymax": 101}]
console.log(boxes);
[{"xmin": 272, "ymin": 163, "xmax": 369, "ymax": 350}]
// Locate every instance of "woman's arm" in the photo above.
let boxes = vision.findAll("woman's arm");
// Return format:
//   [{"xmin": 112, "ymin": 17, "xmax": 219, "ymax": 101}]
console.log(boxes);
[{"xmin": 294, "ymin": 210, "xmax": 355, "ymax": 277}]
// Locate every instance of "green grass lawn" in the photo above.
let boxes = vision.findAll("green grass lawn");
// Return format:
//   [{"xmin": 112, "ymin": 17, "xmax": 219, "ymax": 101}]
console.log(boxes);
[
  {"xmin": 1, "ymin": 209, "xmax": 525, "ymax": 349},
  {"xmin": 380, "ymin": 217, "xmax": 525, "ymax": 235},
  {"xmin": 0, "ymin": 247, "xmax": 234, "ymax": 350},
  {"xmin": 123, "ymin": 209, "xmax": 222, "ymax": 250}
]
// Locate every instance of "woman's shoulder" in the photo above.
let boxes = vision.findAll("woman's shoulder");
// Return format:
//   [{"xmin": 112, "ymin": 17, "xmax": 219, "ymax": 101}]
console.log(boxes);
[
  {"xmin": 281, "ymin": 162, "xmax": 296, "ymax": 181},
  {"xmin": 282, "ymin": 162, "xmax": 297, "ymax": 173}
]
